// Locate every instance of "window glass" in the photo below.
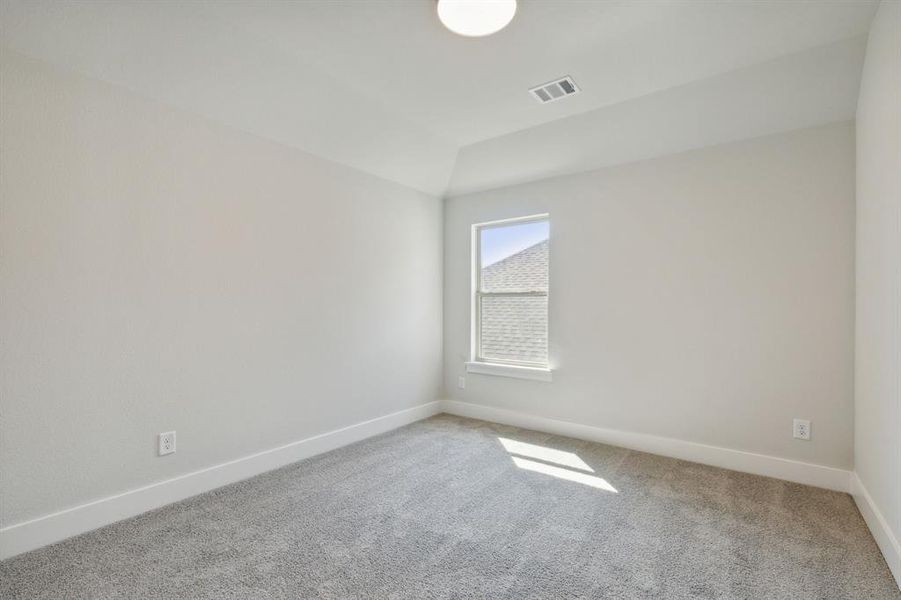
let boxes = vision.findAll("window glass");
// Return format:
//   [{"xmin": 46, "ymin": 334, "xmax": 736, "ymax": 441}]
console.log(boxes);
[
  {"xmin": 475, "ymin": 217, "xmax": 549, "ymax": 367},
  {"xmin": 479, "ymin": 296, "xmax": 548, "ymax": 364},
  {"xmin": 480, "ymin": 220, "xmax": 549, "ymax": 293}
]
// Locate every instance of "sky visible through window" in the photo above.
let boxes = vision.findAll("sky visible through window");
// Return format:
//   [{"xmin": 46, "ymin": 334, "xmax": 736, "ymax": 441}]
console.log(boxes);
[{"xmin": 481, "ymin": 220, "xmax": 549, "ymax": 267}]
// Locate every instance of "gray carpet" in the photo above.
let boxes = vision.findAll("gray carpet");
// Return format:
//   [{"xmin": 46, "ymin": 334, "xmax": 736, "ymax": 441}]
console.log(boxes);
[{"xmin": 1, "ymin": 415, "xmax": 898, "ymax": 599}]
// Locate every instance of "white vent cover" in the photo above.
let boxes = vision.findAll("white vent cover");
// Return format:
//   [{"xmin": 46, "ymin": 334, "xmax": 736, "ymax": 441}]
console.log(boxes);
[{"xmin": 529, "ymin": 76, "xmax": 580, "ymax": 104}]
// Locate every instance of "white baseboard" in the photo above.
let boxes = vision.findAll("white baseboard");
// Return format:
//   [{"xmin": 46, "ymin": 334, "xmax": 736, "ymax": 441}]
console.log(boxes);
[
  {"xmin": 851, "ymin": 473, "xmax": 901, "ymax": 589},
  {"xmin": 0, "ymin": 401, "xmax": 441, "ymax": 561},
  {"xmin": 439, "ymin": 400, "xmax": 851, "ymax": 493}
]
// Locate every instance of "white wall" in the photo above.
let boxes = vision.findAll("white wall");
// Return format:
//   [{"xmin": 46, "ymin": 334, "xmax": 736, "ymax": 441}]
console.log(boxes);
[
  {"xmin": 854, "ymin": 0, "xmax": 901, "ymax": 584},
  {"xmin": 445, "ymin": 122, "xmax": 856, "ymax": 470},
  {"xmin": 448, "ymin": 37, "xmax": 865, "ymax": 196},
  {"xmin": 0, "ymin": 51, "xmax": 443, "ymax": 528}
]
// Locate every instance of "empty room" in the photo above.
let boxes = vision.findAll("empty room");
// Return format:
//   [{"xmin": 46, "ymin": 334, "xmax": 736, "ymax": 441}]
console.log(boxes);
[{"xmin": 1, "ymin": 0, "xmax": 899, "ymax": 598}]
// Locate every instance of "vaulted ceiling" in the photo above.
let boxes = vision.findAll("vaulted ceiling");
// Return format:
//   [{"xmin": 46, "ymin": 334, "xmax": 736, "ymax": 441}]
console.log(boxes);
[{"xmin": 0, "ymin": 0, "xmax": 879, "ymax": 197}]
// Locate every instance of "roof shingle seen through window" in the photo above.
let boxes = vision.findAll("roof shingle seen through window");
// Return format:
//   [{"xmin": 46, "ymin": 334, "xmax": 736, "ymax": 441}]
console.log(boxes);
[
  {"xmin": 481, "ymin": 239, "xmax": 548, "ymax": 293},
  {"xmin": 479, "ymin": 239, "xmax": 548, "ymax": 364}
]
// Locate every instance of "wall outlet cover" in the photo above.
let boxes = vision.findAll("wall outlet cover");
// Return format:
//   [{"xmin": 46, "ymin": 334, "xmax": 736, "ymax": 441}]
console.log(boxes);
[
  {"xmin": 158, "ymin": 431, "xmax": 176, "ymax": 456},
  {"xmin": 793, "ymin": 419, "xmax": 811, "ymax": 441}
]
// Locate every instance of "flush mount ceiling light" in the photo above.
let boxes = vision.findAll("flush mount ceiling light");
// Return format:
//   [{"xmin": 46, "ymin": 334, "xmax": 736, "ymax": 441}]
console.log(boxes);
[{"xmin": 437, "ymin": 0, "xmax": 517, "ymax": 37}]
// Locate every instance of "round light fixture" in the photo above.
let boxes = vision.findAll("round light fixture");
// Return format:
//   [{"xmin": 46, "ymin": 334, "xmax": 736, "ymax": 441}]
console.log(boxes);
[{"xmin": 437, "ymin": 0, "xmax": 517, "ymax": 38}]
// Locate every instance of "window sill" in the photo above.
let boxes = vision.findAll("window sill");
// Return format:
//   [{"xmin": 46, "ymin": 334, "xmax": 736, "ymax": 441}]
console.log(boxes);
[{"xmin": 465, "ymin": 361, "xmax": 553, "ymax": 382}]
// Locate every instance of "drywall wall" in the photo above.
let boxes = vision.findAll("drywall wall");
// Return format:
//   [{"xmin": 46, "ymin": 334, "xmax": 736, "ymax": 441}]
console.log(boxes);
[
  {"xmin": 444, "ymin": 122, "xmax": 855, "ymax": 470},
  {"xmin": 0, "ymin": 51, "xmax": 443, "ymax": 528},
  {"xmin": 448, "ymin": 37, "xmax": 865, "ymax": 196},
  {"xmin": 854, "ymin": 0, "xmax": 901, "ymax": 585}
]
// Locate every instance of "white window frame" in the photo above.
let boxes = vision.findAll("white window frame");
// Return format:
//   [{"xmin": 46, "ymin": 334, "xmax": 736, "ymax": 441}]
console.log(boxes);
[{"xmin": 467, "ymin": 214, "xmax": 552, "ymax": 381}]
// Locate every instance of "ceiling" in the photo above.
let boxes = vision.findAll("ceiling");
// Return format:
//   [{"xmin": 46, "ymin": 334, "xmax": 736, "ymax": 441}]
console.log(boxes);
[{"xmin": 0, "ymin": 0, "xmax": 879, "ymax": 196}]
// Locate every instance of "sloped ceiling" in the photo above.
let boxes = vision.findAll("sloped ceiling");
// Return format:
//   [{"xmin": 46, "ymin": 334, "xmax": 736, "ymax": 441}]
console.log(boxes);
[
  {"xmin": 0, "ymin": 0, "xmax": 879, "ymax": 197},
  {"xmin": 448, "ymin": 36, "xmax": 867, "ymax": 196}
]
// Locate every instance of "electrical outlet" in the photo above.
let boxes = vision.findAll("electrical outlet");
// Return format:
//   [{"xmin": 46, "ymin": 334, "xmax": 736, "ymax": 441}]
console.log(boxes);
[
  {"xmin": 458, "ymin": 376, "xmax": 466, "ymax": 389},
  {"xmin": 793, "ymin": 419, "xmax": 811, "ymax": 441},
  {"xmin": 158, "ymin": 431, "xmax": 176, "ymax": 456}
]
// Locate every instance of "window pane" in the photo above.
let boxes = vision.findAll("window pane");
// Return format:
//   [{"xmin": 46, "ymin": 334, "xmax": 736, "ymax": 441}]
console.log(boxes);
[
  {"xmin": 480, "ymin": 220, "xmax": 548, "ymax": 293},
  {"xmin": 480, "ymin": 295, "xmax": 548, "ymax": 364}
]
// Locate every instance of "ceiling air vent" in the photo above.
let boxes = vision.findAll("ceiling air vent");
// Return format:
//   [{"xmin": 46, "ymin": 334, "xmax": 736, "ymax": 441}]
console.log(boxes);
[{"xmin": 529, "ymin": 76, "xmax": 580, "ymax": 104}]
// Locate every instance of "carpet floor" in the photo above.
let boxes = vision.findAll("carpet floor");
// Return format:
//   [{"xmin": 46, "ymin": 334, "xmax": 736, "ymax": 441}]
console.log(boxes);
[{"xmin": 1, "ymin": 415, "xmax": 898, "ymax": 599}]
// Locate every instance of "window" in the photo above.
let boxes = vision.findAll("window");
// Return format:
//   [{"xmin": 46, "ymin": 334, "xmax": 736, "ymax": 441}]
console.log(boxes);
[{"xmin": 471, "ymin": 215, "xmax": 550, "ymax": 376}]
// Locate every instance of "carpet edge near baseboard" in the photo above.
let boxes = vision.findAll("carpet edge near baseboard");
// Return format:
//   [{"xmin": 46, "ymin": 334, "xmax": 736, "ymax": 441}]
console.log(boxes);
[
  {"xmin": 0, "ymin": 400, "xmax": 442, "ymax": 561},
  {"xmin": 438, "ymin": 399, "xmax": 901, "ymax": 592},
  {"xmin": 852, "ymin": 473, "xmax": 901, "ymax": 589},
  {"xmin": 438, "ymin": 400, "xmax": 851, "ymax": 492}
]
